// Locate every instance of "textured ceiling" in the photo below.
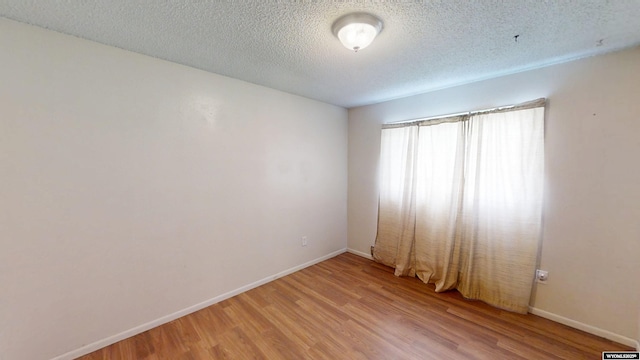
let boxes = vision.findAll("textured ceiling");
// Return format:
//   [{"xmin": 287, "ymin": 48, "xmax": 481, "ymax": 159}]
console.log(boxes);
[{"xmin": 1, "ymin": 1, "xmax": 640, "ymax": 108}]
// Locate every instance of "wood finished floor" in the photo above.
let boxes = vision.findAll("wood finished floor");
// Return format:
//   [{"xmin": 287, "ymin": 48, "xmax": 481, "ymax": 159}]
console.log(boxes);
[{"xmin": 80, "ymin": 253, "xmax": 632, "ymax": 359}]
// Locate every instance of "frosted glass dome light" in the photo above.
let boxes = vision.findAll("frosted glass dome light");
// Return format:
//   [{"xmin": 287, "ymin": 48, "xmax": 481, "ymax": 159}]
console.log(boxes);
[{"xmin": 332, "ymin": 13, "xmax": 383, "ymax": 52}]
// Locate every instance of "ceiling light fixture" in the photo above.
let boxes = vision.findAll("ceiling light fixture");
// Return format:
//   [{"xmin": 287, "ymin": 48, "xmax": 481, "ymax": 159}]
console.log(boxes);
[{"xmin": 332, "ymin": 13, "xmax": 383, "ymax": 52}]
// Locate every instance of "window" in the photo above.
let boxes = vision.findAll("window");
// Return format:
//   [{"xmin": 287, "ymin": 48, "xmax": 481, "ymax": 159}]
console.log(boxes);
[{"xmin": 373, "ymin": 99, "xmax": 545, "ymax": 313}]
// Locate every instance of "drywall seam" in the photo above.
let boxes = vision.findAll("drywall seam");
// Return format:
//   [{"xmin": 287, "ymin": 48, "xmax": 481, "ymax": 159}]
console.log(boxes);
[
  {"xmin": 49, "ymin": 248, "xmax": 347, "ymax": 360},
  {"xmin": 529, "ymin": 307, "xmax": 636, "ymax": 348}
]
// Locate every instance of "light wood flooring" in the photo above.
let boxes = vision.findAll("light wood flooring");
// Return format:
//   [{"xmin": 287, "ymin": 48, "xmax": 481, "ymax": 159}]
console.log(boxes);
[{"xmin": 79, "ymin": 253, "xmax": 632, "ymax": 359}]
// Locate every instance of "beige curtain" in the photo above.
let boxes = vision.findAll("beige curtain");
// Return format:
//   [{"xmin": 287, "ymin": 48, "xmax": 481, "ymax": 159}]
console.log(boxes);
[
  {"xmin": 373, "ymin": 101, "xmax": 544, "ymax": 313},
  {"xmin": 374, "ymin": 125, "xmax": 418, "ymax": 275}
]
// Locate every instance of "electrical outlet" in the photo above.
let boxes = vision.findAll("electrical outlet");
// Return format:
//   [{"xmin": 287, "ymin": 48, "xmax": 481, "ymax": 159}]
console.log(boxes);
[
  {"xmin": 536, "ymin": 269, "xmax": 548, "ymax": 283},
  {"xmin": 302, "ymin": 236, "xmax": 308, "ymax": 247}
]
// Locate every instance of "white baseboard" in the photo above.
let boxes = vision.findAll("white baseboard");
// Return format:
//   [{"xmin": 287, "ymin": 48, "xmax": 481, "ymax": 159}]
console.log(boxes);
[
  {"xmin": 528, "ymin": 307, "xmax": 637, "ymax": 348},
  {"xmin": 50, "ymin": 248, "xmax": 347, "ymax": 360},
  {"xmin": 346, "ymin": 247, "xmax": 373, "ymax": 260}
]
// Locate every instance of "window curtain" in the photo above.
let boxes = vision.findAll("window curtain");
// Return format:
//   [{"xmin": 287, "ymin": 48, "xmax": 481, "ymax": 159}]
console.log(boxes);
[{"xmin": 373, "ymin": 99, "xmax": 545, "ymax": 313}]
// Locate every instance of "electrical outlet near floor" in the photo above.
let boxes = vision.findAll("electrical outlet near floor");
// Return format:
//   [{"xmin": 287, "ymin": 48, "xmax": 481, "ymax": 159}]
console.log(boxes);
[
  {"xmin": 536, "ymin": 269, "xmax": 548, "ymax": 284},
  {"xmin": 302, "ymin": 236, "xmax": 308, "ymax": 247}
]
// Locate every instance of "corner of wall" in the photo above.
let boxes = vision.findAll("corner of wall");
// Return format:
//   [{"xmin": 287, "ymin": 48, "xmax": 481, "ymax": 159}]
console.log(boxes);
[{"xmin": 346, "ymin": 248, "xmax": 373, "ymax": 260}]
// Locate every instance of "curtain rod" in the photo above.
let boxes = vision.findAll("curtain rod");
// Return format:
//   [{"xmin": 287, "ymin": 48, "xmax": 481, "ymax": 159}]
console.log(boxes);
[{"xmin": 383, "ymin": 98, "xmax": 546, "ymax": 128}]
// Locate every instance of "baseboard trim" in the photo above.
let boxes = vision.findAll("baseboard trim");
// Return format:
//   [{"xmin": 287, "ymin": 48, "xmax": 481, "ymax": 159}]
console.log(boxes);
[
  {"xmin": 50, "ymin": 248, "xmax": 347, "ymax": 360},
  {"xmin": 346, "ymin": 247, "xmax": 373, "ymax": 260},
  {"xmin": 528, "ymin": 307, "xmax": 637, "ymax": 348}
]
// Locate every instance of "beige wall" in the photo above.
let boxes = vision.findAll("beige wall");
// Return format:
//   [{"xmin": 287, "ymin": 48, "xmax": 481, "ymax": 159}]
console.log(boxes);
[
  {"xmin": 0, "ymin": 19, "xmax": 347, "ymax": 360},
  {"xmin": 348, "ymin": 46, "xmax": 640, "ymax": 344}
]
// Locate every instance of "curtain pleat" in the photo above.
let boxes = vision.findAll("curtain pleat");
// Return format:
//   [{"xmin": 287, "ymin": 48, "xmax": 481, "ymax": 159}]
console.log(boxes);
[
  {"xmin": 373, "ymin": 126, "xmax": 418, "ymax": 276},
  {"xmin": 413, "ymin": 120, "xmax": 466, "ymax": 292},
  {"xmin": 374, "ymin": 103, "xmax": 544, "ymax": 313}
]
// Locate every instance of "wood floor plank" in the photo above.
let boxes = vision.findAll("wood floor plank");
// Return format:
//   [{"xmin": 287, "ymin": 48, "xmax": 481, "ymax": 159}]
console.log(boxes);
[{"xmin": 78, "ymin": 253, "xmax": 633, "ymax": 359}]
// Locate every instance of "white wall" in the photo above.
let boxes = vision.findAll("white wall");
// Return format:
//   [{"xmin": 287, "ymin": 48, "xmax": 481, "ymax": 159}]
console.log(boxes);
[
  {"xmin": 348, "ymin": 46, "xmax": 640, "ymax": 344},
  {"xmin": 0, "ymin": 19, "xmax": 347, "ymax": 360}
]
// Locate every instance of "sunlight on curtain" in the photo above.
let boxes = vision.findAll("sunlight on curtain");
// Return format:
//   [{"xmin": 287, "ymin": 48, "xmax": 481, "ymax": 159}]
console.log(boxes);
[
  {"xmin": 374, "ymin": 126, "xmax": 417, "ymax": 273},
  {"xmin": 413, "ymin": 121, "xmax": 466, "ymax": 291},
  {"xmin": 374, "ymin": 101, "xmax": 544, "ymax": 313}
]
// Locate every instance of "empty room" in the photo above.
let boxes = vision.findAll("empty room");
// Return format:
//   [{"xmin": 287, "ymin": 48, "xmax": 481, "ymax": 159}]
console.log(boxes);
[{"xmin": 1, "ymin": 1, "xmax": 639, "ymax": 359}]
